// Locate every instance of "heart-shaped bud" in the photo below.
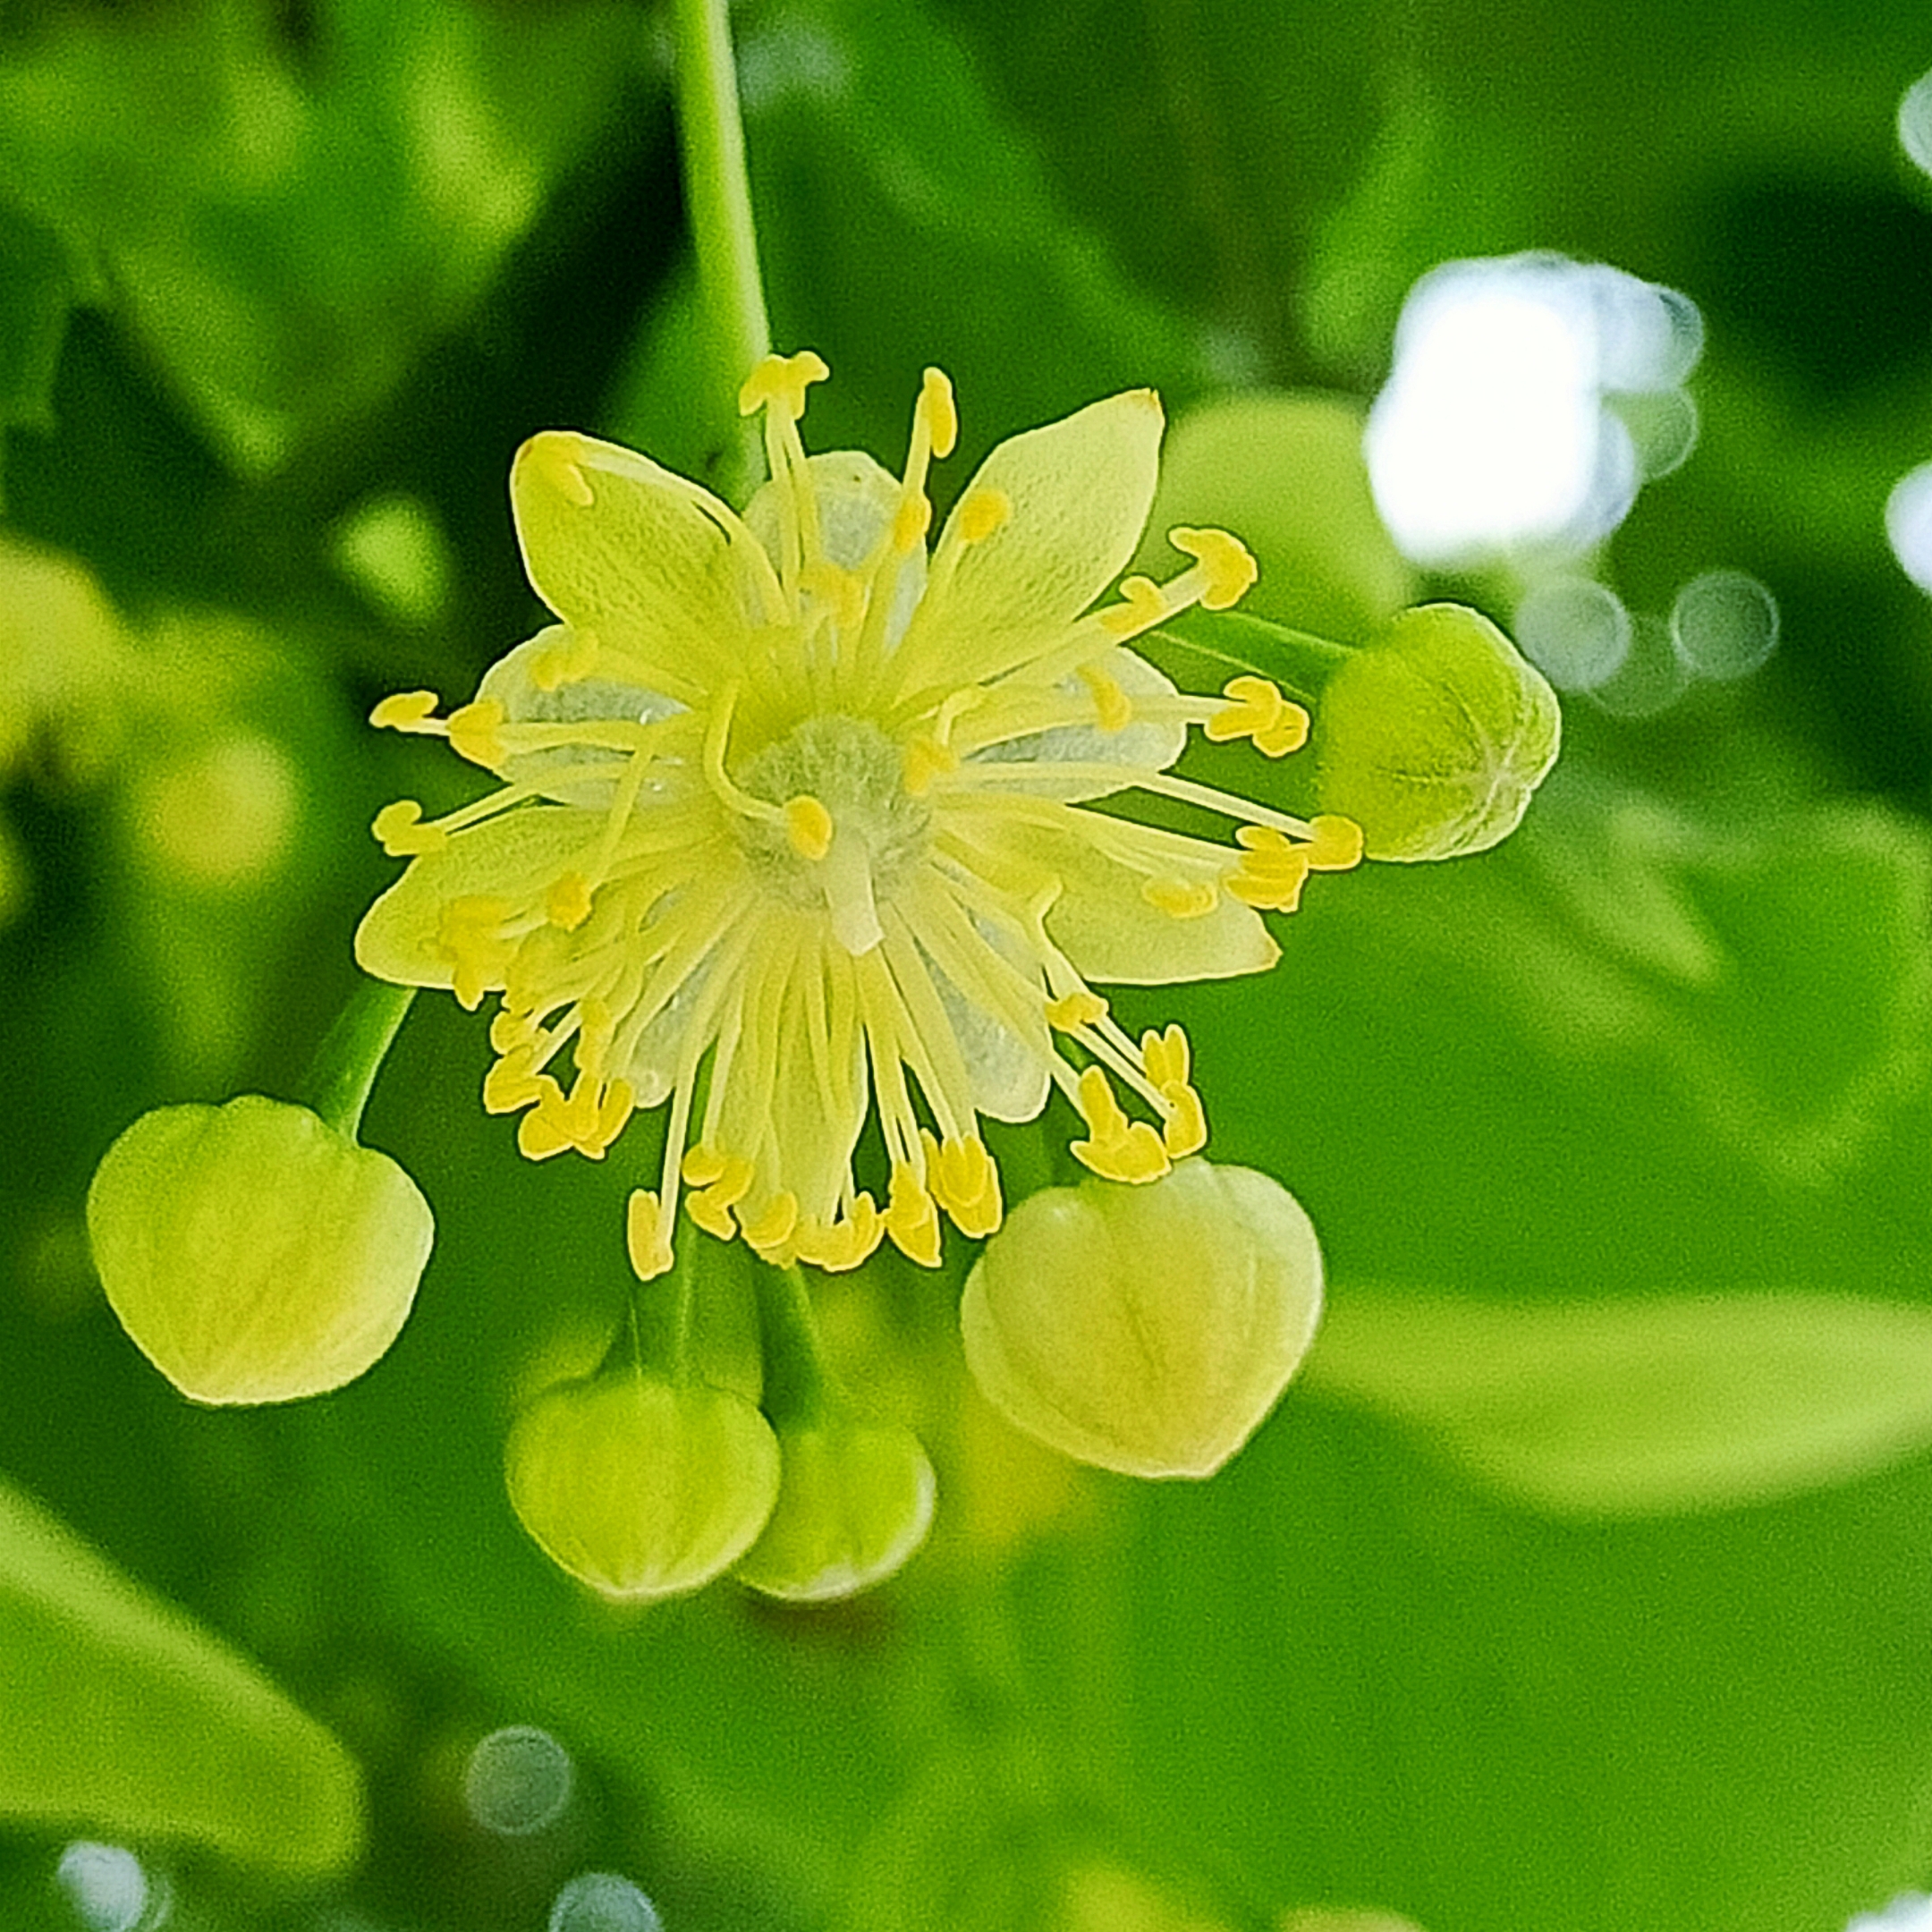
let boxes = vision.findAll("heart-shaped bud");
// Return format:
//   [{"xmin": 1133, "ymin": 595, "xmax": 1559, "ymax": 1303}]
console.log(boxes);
[
  {"xmin": 1314, "ymin": 602, "xmax": 1560, "ymax": 860},
  {"xmin": 961, "ymin": 1161, "xmax": 1323, "ymax": 1479},
  {"xmin": 86, "ymin": 1096, "xmax": 432, "ymax": 1404},
  {"xmin": 735, "ymin": 1415, "xmax": 936, "ymax": 1603},
  {"xmin": 504, "ymin": 1372, "xmax": 780, "ymax": 1603}
]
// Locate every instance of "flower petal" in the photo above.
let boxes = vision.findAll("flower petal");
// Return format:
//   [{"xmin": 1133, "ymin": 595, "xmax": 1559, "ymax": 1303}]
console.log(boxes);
[
  {"xmin": 510, "ymin": 432, "xmax": 764, "ymax": 702},
  {"xmin": 354, "ymin": 807, "xmax": 593, "ymax": 990},
  {"xmin": 903, "ymin": 390, "xmax": 1165, "ymax": 685},
  {"xmin": 963, "ymin": 647, "xmax": 1185, "ymax": 794}
]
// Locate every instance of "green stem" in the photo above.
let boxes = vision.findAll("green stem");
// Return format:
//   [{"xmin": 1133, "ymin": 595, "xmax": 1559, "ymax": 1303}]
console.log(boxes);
[
  {"xmin": 300, "ymin": 980, "xmax": 415, "ymax": 1140},
  {"xmin": 672, "ymin": 0, "xmax": 770, "ymax": 498},
  {"xmin": 753, "ymin": 1265, "xmax": 839, "ymax": 1428}
]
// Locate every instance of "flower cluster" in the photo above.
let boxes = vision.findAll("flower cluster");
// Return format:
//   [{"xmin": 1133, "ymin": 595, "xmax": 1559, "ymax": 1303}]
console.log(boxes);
[{"xmin": 355, "ymin": 353, "xmax": 1361, "ymax": 1283}]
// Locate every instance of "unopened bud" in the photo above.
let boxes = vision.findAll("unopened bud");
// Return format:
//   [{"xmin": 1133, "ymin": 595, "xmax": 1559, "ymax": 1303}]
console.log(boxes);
[
  {"xmin": 504, "ymin": 1372, "xmax": 780, "ymax": 1604},
  {"xmin": 86, "ymin": 1096, "xmax": 432, "ymax": 1404},
  {"xmin": 1314, "ymin": 602, "xmax": 1559, "ymax": 860},
  {"xmin": 960, "ymin": 1161, "xmax": 1323, "ymax": 1479},
  {"xmin": 735, "ymin": 1415, "xmax": 936, "ymax": 1603}
]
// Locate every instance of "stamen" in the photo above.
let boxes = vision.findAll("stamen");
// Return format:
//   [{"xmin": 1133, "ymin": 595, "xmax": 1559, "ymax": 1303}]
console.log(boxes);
[
  {"xmin": 1307, "ymin": 814, "xmax": 1366, "ymax": 870},
  {"xmin": 784, "ymin": 794, "xmax": 835, "ymax": 861},
  {"xmin": 1097, "ymin": 575, "xmax": 1167, "ymax": 641},
  {"xmin": 1070, "ymin": 1066, "xmax": 1171, "ymax": 1183},
  {"xmin": 738, "ymin": 351, "xmax": 830, "ymax": 422},
  {"xmin": 927, "ymin": 1131, "xmax": 1002, "ymax": 1237},
  {"xmin": 626, "ymin": 1188, "xmax": 674, "ymax": 1282},
  {"xmin": 446, "ymin": 699, "xmax": 507, "ymax": 767},
  {"xmin": 795, "ymin": 1195, "xmax": 883, "ymax": 1273},
  {"xmin": 1140, "ymin": 1023, "xmax": 1191, "ymax": 1091},
  {"xmin": 1076, "ymin": 662, "xmax": 1133, "ymax": 732},
  {"xmin": 682, "ymin": 1146, "xmax": 754, "ymax": 1239},
  {"xmin": 1045, "ymin": 989, "xmax": 1107, "ymax": 1030},
  {"xmin": 884, "ymin": 1164, "xmax": 942, "ymax": 1267},
  {"xmin": 1226, "ymin": 826, "xmax": 1312, "ymax": 912},
  {"xmin": 1168, "ymin": 526, "xmax": 1258, "ymax": 608},
  {"xmin": 902, "ymin": 734, "xmax": 958, "ymax": 796},
  {"xmin": 892, "ymin": 491, "xmax": 933, "ymax": 555},
  {"xmin": 919, "ymin": 368, "xmax": 958, "ymax": 459},
  {"xmin": 483, "ymin": 1048, "xmax": 546, "ymax": 1114},
  {"xmin": 546, "ymin": 871, "xmax": 594, "ymax": 931},
  {"xmin": 741, "ymin": 1191, "xmax": 800, "ymax": 1260},
  {"xmin": 1159, "ymin": 1081, "xmax": 1207, "ymax": 1157},
  {"xmin": 370, "ymin": 690, "xmax": 440, "ymax": 731},
  {"xmin": 372, "ymin": 800, "xmax": 445, "ymax": 857}
]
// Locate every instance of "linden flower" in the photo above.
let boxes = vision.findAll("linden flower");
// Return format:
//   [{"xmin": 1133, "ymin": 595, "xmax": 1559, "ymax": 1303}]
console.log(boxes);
[{"xmin": 355, "ymin": 353, "xmax": 1361, "ymax": 1280}]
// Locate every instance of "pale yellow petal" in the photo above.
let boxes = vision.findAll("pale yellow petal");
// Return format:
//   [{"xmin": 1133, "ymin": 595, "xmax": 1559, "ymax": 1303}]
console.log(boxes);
[
  {"xmin": 901, "ymin": 390, "xmax": 1165, "ymax": 686},
  {"xmin": 354, "ymin": 806, "xmax": 595, "ymax": 989},
  {"xmin": 510, "ymin": 432, "xmax": 763, "ymax": 702}
]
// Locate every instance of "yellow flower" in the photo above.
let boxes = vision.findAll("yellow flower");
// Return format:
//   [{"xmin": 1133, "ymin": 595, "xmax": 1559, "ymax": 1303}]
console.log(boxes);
[{"xmin": 355, "ymin": 354, "xmax": 1360, "ymax": 1281}]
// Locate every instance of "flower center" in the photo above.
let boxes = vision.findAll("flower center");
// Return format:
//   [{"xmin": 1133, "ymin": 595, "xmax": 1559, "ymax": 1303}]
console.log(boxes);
[{"xmin": 737, "ymin": 714, "xmax": 933, "ymax": 955}]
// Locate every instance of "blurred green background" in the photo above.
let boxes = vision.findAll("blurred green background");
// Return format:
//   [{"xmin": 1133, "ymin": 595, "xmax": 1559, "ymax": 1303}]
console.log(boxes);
[{"xmin": 6, "ymin": 0, "xmax": 1932, "ymax": 1928}]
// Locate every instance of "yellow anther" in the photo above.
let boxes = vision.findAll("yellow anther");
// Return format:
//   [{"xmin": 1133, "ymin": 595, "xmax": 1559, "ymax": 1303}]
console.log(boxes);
[
  {"xmin": 1257, "ymin": 705, "xmax": 1310, "ymax": 757},
  {"xmin": 797, "ymin": 1195, "xmax": 883, "ymax": 1273},
  {"xmin": 681, "ymin": 1144, "xmax": 730, "ymax": 1188},
  {"xmin": 435, "ymin": 895, "xmax": 515, "ymax": 1009},
  {"xmin": 919, "ymin": 368, "xmax": 958, "ymax": 459},
  {"xmin": 483, "ymin": 1048, "xmax": 546, "ymax": 1114},
  {"xmin": 892, "ymin": 491, "xmax": 933, "ymax": 555},
  {"xmin": 1045, "ymin": 989, "xmax": 1107, "ymax": 1031},
  {"xmin": 1141, "ymin": 877, "xmax": 1218, "ymax": 919},
  {"xmin": 530, "ymin": 628, "xmax": 601, "ymax": 691},
  {"xmin": 1140, "ymin": 1022, "xmax": 1191, "ymax": 1093},
  {"xmin": 686, "ymin": 1153, "xmax": 754, "ymax": 1240},
  {"xmin": 928, "ymin": 1131, "xmax": 1002, "ymax": 1238},
  {"xmin": 546, "ymin": 870, "xmax": 594, "ymax": 931},
  {"xmin": 489, "ymin": 1006, "xmax": 540, "ymax": 1055},
  {"xmin": 626, "ymin": 1189, "xmax": 674, "ymax": 1282},
  {"xmin": 1306, "ymin": 813, "xmax": 1366, "ymax": 871},
  {"xmin": 741, "ymin": 1191, "xmax": 800, "ymax": 1260},
  {"xmin": 446, "ymin": 699, "xmax": 507, "ymax": 768},
  {"xmin": 884, "ymin": 1164, "xmax": 942, "ymax": 1267},
  {"xmin": 1226, "ymin": 827, "xmax": 1311, "ymax": 912},
  {"xmin": 738, "ymin": 350, "xmax": 829, "ymax": 421},
  {"xmin": 516, "ymin": 1078, "xmax": 573, "ymax": 1159},
  {"xmin": 1159, "ymin": 1081, "xmax": 1208, "ymax": 1158},
  {"xmin": 1073, "ymin": 1064, "xmax": 1128, "ymax": 1141},
  {"xmin": 1206, "ymin": 674, "xmax": 1286, "ymax": 745},
  {"xmin": 528, "ymin": 433, "xmax": 596, "ymax": 508},
  {"xmin": 1071, "ymin": 1065, "xmax": 1172, "ymax": 1183},
  {"xmin": 902, "ymin": 733, "xmax": 958, "ymax": 796},
  {"xmin": 1076, "ymin": 662, "xmax": 1133, "ymax": 733},
  {"xmin": 371, "ymin": 799, "xmax": 445, "ymax": 857},
  {"xmin": 955, "ymin": 487, "xmax": 1011, "ymax": 545},
  {"xmin": 784, "ymin": 793, "xmax": 835, "ymax": 861},
  {"xmin": 801, "ymin": 560, "xmax": 868, "ymax": 633},
  {"xmin": 370, "ymin": 690, "xmax": 439, "ymax": 731},
  {"xmin": 593, "ymin": 1079, "xmax": 635, "ymax": 1152},
  {"xmin": 577, "ymin": 996, "xmax": 614, "ymax": 1077},
  {"xmin": 1098, "ymin": 574, "xmax": 1167, "ymax": 641},
  {"xmin": 1170, "ymin": 526, "xmax": 1258, "ymax": 610}
]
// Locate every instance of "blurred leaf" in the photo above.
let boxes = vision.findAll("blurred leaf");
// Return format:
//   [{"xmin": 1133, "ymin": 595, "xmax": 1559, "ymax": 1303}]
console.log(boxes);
[
  {"xmin": 1134, "ymin": 392, "xmax": 1415, "ymax": 645},
  {"xmin": 0, "ymin": 197, "xmax": 87, "ymax": 500},
  {"xmin": 614, "ymin": 0, "xmax": 1207, "ymax": 490},
  {"xmin": 0, "ymin": 0, "xmax": 643, "ymax": 468},
  {"xmin": 1306, "ymin": 1288, "xmax": 1932, "ymax": 1514},
  {"xmin": 0, "ymin": 1473, "xmax": 363, "ymax": 1874}
]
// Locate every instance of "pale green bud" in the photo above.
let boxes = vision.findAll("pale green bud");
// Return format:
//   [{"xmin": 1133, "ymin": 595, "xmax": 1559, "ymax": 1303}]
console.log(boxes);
[
  {"xmin": 960, "ymin": 1161, "xmax": 1323, "ymax": 1479},
  {"xmin": 734, "ymin": 1415, "xmax": 936, "ymax": 1603},
  {"xmin": 1314, "ymin": 602, "xmax": 1560, "ymax": 860},
  {"xmin": 504, "ymin": 1372, "xmax": 780, "ymax": 1604},
  {"xmin": 86, "ymin": 1095, "xmax": 432, "ymax": 1405}
]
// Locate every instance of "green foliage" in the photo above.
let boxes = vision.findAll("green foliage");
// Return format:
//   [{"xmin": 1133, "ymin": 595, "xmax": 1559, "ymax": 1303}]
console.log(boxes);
[{"xmin": 6, "ymin": 0, "xmax": 1932, "ymax": 1928}]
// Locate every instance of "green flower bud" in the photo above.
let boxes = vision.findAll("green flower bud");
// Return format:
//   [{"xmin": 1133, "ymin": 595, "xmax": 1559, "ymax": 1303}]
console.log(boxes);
[
  {"xmin": 960, "ymin": 1161, "xmax": 1323, "ymax": 1479},
  {"xmin": 1314, "ymin": 602, "xmax": 1560, "ymax": 860},
  {"xmin": 85, "ymin": 1095, "xmax": 432, "ymax": 1405},
  {"xmin": 734, "ymin": 1414, "xmax": 936, "ymax": 1603},
  {"xmin": 504, "ymin": 1371, "xmax": 780, "ymax": 1603}
]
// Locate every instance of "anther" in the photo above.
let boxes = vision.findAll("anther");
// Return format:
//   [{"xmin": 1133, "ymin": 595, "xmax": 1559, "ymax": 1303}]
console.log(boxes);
[
  {"xmin": 784, "ymin": 794, "xmax": 835, "ymax": 862},
  {"xmin": 546, "ymin": 871, "xmax": 594, "ymax": 931},
  {"xmin": 1170, "ymin": 527, "xmax": 1258, "ymax": 609},
  {"xmin": 738, "ymin": 350, "xmax": 830, "ymax": 421},
  {"xmin": 1306, "ymin": 814, "xmax": 1366, "ymax": 871},
  {"xmin": 919, "ymin": 369, "xmax": 959, "ymax": 459},
  {"xmin": 626, "ymin": 1190, "xmax": 674, "ymax": 1282},
  {"xmin": 955, "ymin": 487, "xmax": 1011, "ymax": 545},
  {"xmin": 372, "ymin": 799, "xmax": 445, "ymax": 857},
  {"xmin": 530, "ymin": 629, "xmax": 601, "ymax": 691},
  {"xmin": 447, "ymin": 699, "xmax": 507, "ymax": 767},
  {"xmin": 1142, "ymin": 877, "xmax": 1218, "ymax": 919},
  {"xmin": 1098, "ymin": 575, "xmax": 1167, "ymax": 641},
  {"xmin": 1077, "ymin": 662, "xmax": 1133, "ymax": 732},
  {"xmin": 370, "ymin": 690, "xmax": 440, "ymax": 731},
  {"xmin": 1045, "ymin": 989, "xmax": 1107, "ymax": 1031}
]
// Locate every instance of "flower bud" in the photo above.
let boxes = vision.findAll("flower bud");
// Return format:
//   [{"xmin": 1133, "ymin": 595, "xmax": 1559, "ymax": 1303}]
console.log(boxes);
[
  {"xmin": 86, "ymin": 1095, "xmax": 432, "ymax": 1404},
  {"xmin": 1314, "ymin": 602, "xmax": 1560, "ymax": 860},
  {"xmin": 504, "ymin": 1372, "xmax": 780, "ymax": 1603},
  {"xmin": 734, "ymin": 1414, "xmax": 936, "ymax": 1603},
  {"xmin": 960, "ymin": 1161, "xmax": 1323, "ymax": 1479}
]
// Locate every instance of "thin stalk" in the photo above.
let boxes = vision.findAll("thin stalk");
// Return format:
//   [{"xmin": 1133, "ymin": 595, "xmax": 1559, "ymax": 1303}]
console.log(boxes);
[{"xmin": 300, "ymin": 981, "xmax": 415, "ymax": 1140}]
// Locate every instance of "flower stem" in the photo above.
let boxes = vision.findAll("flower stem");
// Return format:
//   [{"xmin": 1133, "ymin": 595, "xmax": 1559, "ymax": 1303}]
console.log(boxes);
[
  {"xmin": 671, "ymin": 0, "xmax": 770, "ymax": 499},
  {"xmin": 300, "ymin": 980, "xmax": 415, "ymax": 1141},
  {"xmin": 753, "ymin": 1266, "xmax": 838, "ymax": 1428}
]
